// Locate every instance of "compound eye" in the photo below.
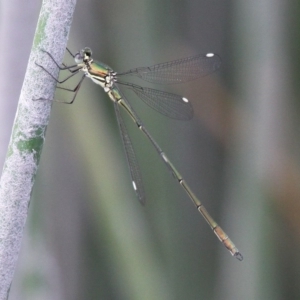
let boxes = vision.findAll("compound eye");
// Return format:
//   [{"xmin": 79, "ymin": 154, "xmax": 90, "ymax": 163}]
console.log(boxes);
[
  {"xmin": 74, "ymin": 53, "xmax": 83, "ymax": 64},
  {"xmin": 84, "ymin": 47, "xmax": 92, "ymax": 57}
]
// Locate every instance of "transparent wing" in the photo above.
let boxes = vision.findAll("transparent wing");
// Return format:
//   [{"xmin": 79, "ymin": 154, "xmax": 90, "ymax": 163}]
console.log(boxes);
[
  {"xmin": 114, "ymin": 102, "xmax": 146, "ymax": 205},
  {"xmin": 118, "ymin": 82, "xmax": 193, "ymax": 120},
  {"xmin": 117, "ymin": 53, "xmax": 221, "ymax": 84}
]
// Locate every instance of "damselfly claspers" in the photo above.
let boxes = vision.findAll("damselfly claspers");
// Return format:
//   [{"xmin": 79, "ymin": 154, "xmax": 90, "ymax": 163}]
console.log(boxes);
[{"xmin": 36, "ymin": 47, "xmax": 243, "ymax": 261}]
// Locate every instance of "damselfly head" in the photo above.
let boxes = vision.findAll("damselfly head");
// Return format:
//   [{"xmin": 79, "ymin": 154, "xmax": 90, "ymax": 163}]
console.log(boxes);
[{"xmin": 75, "ymin": 47, "xmax": 93, "ymax": 64}]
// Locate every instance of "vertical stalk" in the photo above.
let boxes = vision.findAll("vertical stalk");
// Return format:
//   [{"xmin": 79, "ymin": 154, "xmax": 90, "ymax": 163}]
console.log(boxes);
[{"xmin": 0, "ymin": 0, "xmax": 77, "ymax": 298}]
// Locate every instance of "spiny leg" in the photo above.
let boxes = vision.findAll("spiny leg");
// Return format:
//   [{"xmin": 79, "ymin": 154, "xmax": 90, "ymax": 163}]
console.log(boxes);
[
  {"xmin": 55, "ymin": 75, "xmax": 86, "ymax": 104},
  {"xmin": 35, "ymin": 62, "xmax": 80, "ymax": 84},
  {"xmin": 35, "ymin": 48, "xmax": 85, "ymax": 104},
  {"xmin": 34, "ymin": 74, "xmax": 85, "ymax": 104},
  {"xmin": 66, "ymin": 47, "xmax": 75, "ymax": 58},
  {"xmin": 62, "ymin": 49, "xmax": 80, "ymax": 73},
  {"xmin": 39, "ymin": 49, "xmax": 78, "ymax": 71}
]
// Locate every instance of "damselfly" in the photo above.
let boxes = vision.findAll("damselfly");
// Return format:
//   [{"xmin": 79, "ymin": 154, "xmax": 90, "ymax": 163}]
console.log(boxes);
[{"xmin": 36, "ymin": 47, "xmax": 243, "ymax": 261}]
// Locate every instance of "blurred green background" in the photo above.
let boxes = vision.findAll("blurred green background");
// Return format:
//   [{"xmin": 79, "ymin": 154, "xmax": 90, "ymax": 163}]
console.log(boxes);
[{"xmin": 1, "ymin": 0, "xmax": 300, "ymax": 299}]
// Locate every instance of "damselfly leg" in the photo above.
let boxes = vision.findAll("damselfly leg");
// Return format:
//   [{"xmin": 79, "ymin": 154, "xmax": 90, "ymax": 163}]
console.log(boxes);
[{"xmin": 35, "ymin": 49, "xmax": 85, "ymax": 103}]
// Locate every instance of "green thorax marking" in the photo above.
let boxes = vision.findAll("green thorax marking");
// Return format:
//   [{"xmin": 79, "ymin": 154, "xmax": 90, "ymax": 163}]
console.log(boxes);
[{"xmin": 88, "ymin": 60, "xmax": 112, "ymax": 77}]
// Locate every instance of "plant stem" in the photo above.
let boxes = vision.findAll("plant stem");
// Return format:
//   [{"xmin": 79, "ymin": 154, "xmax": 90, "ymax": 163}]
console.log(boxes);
[{"xmin": 0, "ymin": 0, "xmax": 77, "ymax": 298}]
